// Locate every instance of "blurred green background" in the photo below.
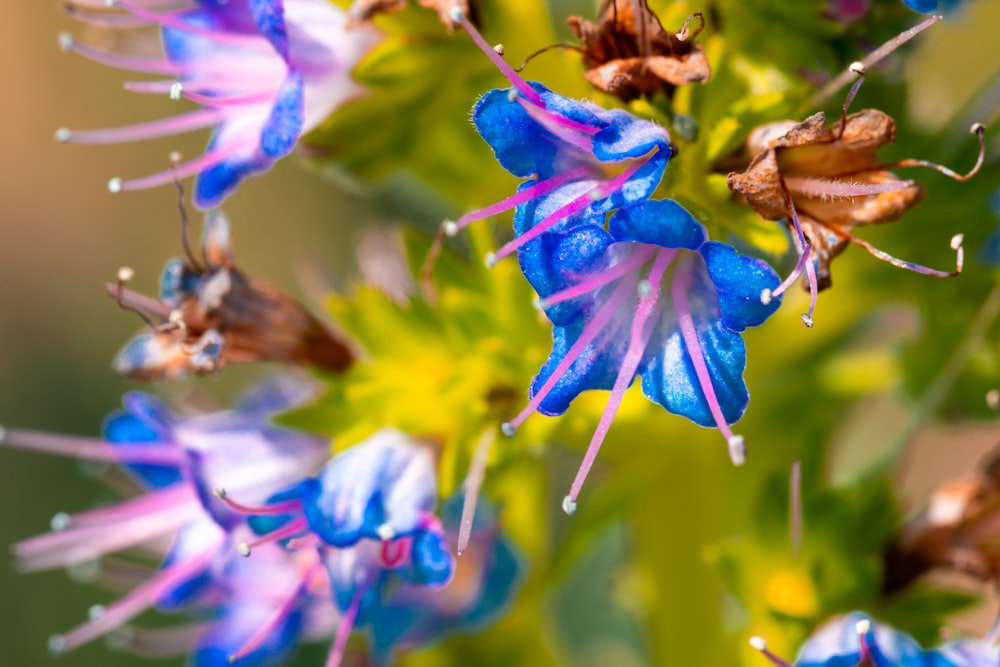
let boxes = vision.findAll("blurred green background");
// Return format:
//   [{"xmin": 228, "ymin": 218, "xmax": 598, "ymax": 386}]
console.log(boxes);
[{"xmin": 2, "ymin": 1, "xmax": 1000, "ymax": 666}]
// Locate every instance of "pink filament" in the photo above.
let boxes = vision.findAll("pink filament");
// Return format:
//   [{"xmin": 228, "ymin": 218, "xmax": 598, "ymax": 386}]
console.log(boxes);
[
  {"xmin": 566, "ymin": 248, "xmax": 676, "ymax": 508},
  {"xmin": 114, "ymin": 0, "xmax": 266, "ymax": 46},
  {"xmin": 772, "ymin": 196, "xmax": 818, "ymax": 325},
  {"xmin": 63, "ymin": 6, "xmax": 155, "ymax": 28},
  {"xmin": 453, "ymin": 11, "xmax": 543, "ymax": 107},
  {"xmin": 1, "ymin": 428, "xmax": 184, "ymax": 466},
  {"xmin": 842, "ymin": 227, "xmax": 962, "ymax": 278},
  {"xmin": 216, "ymin": 493, "xmax": 302, "ymax": 517},
  {"xmin": 61, "ymin": 108, "xmax": 223, "ymax": 144},
  {"xmin": 671, "ymin": 258, "xmax": 738, "ymax": 441},
  {"xmin": 542, "ymin": 245, "xmax": 656, "ymax": 307},
  {"xmin": 228, "ymin": 578, "xmax": 310, "ymax": 663},
  {"xmin": 325, "ymin": 581, "xmax": 367, "ymax": 667},
  {"xmin": 115, "ymin": 137, "xmax": 257, "ymax": 192},
  {"xmin": 181, "ymin": 90, "xmax": 276, "ymax": 108},
  {"xmin": 783, "ymin": 176, "xmax": 915, "ymax": 199},
  {"xmin": 457, "ymin": 428, "xmax": 496, "ymax": 556},
  {"xmin": 451, "ymin": 165, "xmax": 592, "ymax": 233},
  {"xmin": 505, "ymin": 278, "xmax": 637, "ymax": 432},
  {"xmin": 492, "ymin": 155, "xmax": 651, "ymax": 263},
  {"xmin": 55, "ymin": 545, "xmax": 217, "ymax": 652},
  {"xmin": 111, "ymin": 623, "xmax": 207, "ymax": 657},
  {"xmin": 517, "ymin": 98, "xmax": 598, "ymax": 155},
  {"xmin": 64, "ymin": 39, "xmax": 180, "ymax": 75},
  {"xmin": 242, "ymin": 517, "xmax": 308, "ymax": 554}
]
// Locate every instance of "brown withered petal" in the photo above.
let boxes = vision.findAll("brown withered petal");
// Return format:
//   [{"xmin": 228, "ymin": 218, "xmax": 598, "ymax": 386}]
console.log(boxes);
[
  {"xmin": 109, "ymin": 212, "xmax": 353, "ymax": 381},
  {"xmin": 567, "ymin": 1, "xmax": 710, "ymax": 101},
  {"xmin": 347, "ymin": 0, "xmax": 470, "ymax": 31},
  {"xmin": 726, "ymin": 109, "xmax": 924, "ymax": 290},
  {"xmin": 884, "ymin": 446, "xmax": 1000, "ymax": 592}
]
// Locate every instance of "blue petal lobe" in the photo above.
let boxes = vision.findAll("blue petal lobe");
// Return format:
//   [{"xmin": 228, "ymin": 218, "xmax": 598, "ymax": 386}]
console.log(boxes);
[
  {"xmin": 700, "ymin": 241, "xmax": 781, "ymax": 332},
  {"xmin": 260, "ymin": 71, "xmax": 304, "ymax": 158},
  {"xmin": 607, "ymin": 199, "xmax": 708, "ymax": 250}
]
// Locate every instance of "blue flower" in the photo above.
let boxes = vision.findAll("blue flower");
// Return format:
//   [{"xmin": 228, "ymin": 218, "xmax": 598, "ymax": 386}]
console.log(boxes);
[
  {"xmin": 977, "ymin": 188, "xmax": 1000, "ymax": 266},
  {"xmin": 58, "ymin": 0, "xmax": 379, "ymax": 208},
  {"xmin": 502, "ymin": 198, "xmax": 780, "ymax": 512},
  {"xmin": 902, "ymin": 0, "xmax": 967, "ymax": 13},
  {"xmin": 793, "ymin": 613, "xmax": 923, "ymax": 667},
  {"xmin": 441, "ymin": 8, "xmax": 673, "ymax": 265},
  {"xmin": 2, "ymin": 377, "xmax": 327, "ymax": 656}
]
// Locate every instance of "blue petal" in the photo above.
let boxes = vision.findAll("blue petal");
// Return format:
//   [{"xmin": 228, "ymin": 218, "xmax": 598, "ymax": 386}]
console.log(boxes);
[
  {"xmin": 531, "ymin": 312, "xmax": 632, "ymax": 416},
  {"xmin": 155, "ymin": 519, "xmax": 220, "ymax": 610},
  {"xmin": 299, "ymin": 432, "xmax": 437, "ymax": 547},
  {"xmin": 592, "ymin": 109, "xmax": 671, "ymax": 162},
  {"xmin": 194, "ymin": 148, "xmax": 273, "ymax": 209},
  {"xmin": 925, "ymin": 642, "xmax": 1000, "ymax": 667},
  {"xmin": 159, "ymin": 258, "xmax": 200, "ymax": 307},
  {"xmin": 249, "ymin": 0, "xmax": 289, "ymax": 59},
  {"xmin": 607, "ymin": 199, "xmax": 707, "ymax": 250},
  {"xmin": 795, "ymin": 613, "xmax": 925, "ymax": 667},
  {"xmin": 902, "ymin": 0, "xmax": 938, "ymax": 11},
  {"xmin": 260, "ymin": 71, "xmax": 305, "ymax": 158},
  {"xmin": 191, "ymin": 605, "xmax": 302, "ymax": 667},
  {"xmin": 638, "ymin": 256, "xmax": 750, "ymax": 426},
  {"xmin": 403, "ymin": 529, "xmax": 454, "ymax": 587},
  {"xmin": 103, "ymin": 393, "xmax": 182, "ymax": 489},
  {"xmin": 323, "ymin": 542, "xmax": 387, "ymax": 626},
  {"xmin": 700, "ymin": 241, "xmax": 781, "ymax": 332}
]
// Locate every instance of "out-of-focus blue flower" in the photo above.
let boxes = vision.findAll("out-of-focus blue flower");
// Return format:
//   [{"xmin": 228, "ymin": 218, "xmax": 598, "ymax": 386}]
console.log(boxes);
[
  {"xmin": 793, "ymin": 612, "xmax": 923, "ymax": 667},
  {"xmin": 2, "ymin": 378, "xmax": 327, "ymax": 658},
  {"xmin": 502, "ymin": 198, "xmax": 781, "ymax": 513},
  {"xmin": 240, "ymin": 430, "xmax": 457, "ymax": 667},
  {"xmin": 977, "ymin": 188, "xmax": 1000, "ymax": 266},
  {"xmin": 368, "ymin": 494, "xmax": 522, "ymax": 664},
  {"xmin": 902, "ymin": 0, "xmax": 966, "ymax": 13},
  {"xmin": 442, "ymin": 8, "xmax": 673, "ymax": 265},
  {"xmin": 58, "ymin": 0, "xmax": 379, "ymax": 208}
]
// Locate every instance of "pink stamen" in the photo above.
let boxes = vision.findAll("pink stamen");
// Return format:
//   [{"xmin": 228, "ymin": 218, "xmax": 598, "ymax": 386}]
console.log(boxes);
[
  {"xmin": 457, "ymin": 428, "xmax": 496, "ymax": 556},
  {"xmin": 564, "ymin": 248, "xmax": 675, "ymax": 514},
  {"xmin": 749, "ymin": 637, "xmax": 793, "ymax": 667},
  {"xmin": 109, "ymin": 622, "xmax": 206, "ymax": 657},
  {"xmin": 783, "ymin": 176, "xmax": 916, "ymax": 199},
  {"xmin": 449, "ymin": 165, "xmax": 592, "ymax": 234},
  {"xmin": 113, "ymin": 0, "xmax": 267, "ymax": 46},
  {"xmin": 790, "ymin": 460, "xmax": 802, "ymax": 557},
  {"xmin": 1, "ymin": 428, "xmax": 185, "ymax": 466},
  {"xmin": 104, "ymin": 284, "xmax": 173, "ymax": 320},
  {"xmin": 769, "ymin": 196, "xmax": 818, "ymax": 327},
  {"xmin": 123, "ymin": 80, "xmax": 179, "ymax": 94},
  {"xmin": 213, "ymin": 489, "xmax": 302, "ymax": 517},
  {"xmin": 541, "ymin": 245, "xmax": 656, "ymax": 307},
  {"xmin": 450, "ymin": 8, "xmax": 543, "ymax": 107},
  {"xmin": 60, "ymin": 34, "xmax": 180, "ymax": 75},
  {"xmin": 238, "ymin": 518, "xmax": 308, "ymax": 556},
  {"xmin": 63, "ymin": 6, "xmax": 155, "ymax": 28},
  {"xmin": 517, "ymin": 97, "xmax": 598, "ymax": 154},
  {"xmin": 50, "ymin": 545, "xmax": 217, "ymax": 653},
  {"xmin": 504, "ymin": 278, "xmax": 637, "ymax": 433},
  {"xmin": 14, "ymin": 487, "xmax": 202, "ymax": 572},
  {"xmin": 857, "ymin": 621, "xmax": 873, "ymax": 662},
  {"xmin": 227, "ymin": 576, "xmax": 311, "ymax": 663},
  {"xmin": 112, "ymin": 138, "xmax": 257, "ymax": 192},
  {"xmin": 491, "ymin": 154, "xmax": 653, "ymax": 263},
  {"xmin": 181, "ymin": 89, "xmax": 276, "ymax": 108},
  {"xmin": 325, "ymin": 581, "xmax": 367, "ymax": 667},
  {"xmin": 671, "ymin": 256, "xmax": 746, "ymax": 464},
  {"xmin": 58, "ymin": 109, "xmax": 223, "ymax": 145},
  {"xmin": 841, "ymin": 227, "xmax": 964, "ymax": 278}
]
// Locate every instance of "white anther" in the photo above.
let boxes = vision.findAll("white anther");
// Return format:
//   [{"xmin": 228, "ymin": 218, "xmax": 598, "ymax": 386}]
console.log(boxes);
[
  {"xmin": 856, "ymin": 619, "xmax": 871, "ymax": 635},
  {"xmin": 760, "ymin": 288, "xmax": 772, "ymax": 305},
  {"xmin": 972, "ymin": 122, "xmax": 986, "ymax": 134},
  {"xmin": 500, "ymin": 422, "xmax": 516, "ymax": 437},
  {"xmin": 749, "ymin": 636, "xmax": 768, "ymax": 651},
  {"xmin": 54, "ymin": 128, "xmax": 71, "ymax": 143},
  {"xmin": 531, "ymin": 296, "xmax": 544, "ymax": 311},
  {"xmin": 88, "ymin": 604, "xmax": 105, "ymax": 621},
  {"xmin": 58, "ymin": 33, "xmax": 74, "ymax": 52},
  {"xmin": 169, "ymin": 81, "xmax": 184, "ymax": 100},
  {"xmin": 507, "ymin": 89, "xmax": 519, "ymax": 102},
  {"xmin": 212, "ymin": 487, "xmax": 228, "ymax": 499},
  {"xmin": 48, "ymin": 634, "xmax": 67, "ymax": 655},
  {"xmin": 493, "ymin": 44, "xmax": 505, "ymax": 55},
  {"xmin": 950, "ymin": 233, "xmax": 964, "ymax": 250},
  {"xmin": 849, "ymin": 61, "xmax": 866, "ymax": 76},
  {"xmin": 727, "ymin": 435, "xmax": 746, "ymax": 466},
  {"xmin": 801, "ymin": 314, "xmax": 814, "ymax": 328},
  {"xmin": 561, "ymin": 495, "xmax": 577, "ymax": 515},
  {"xmin": 105, "ymin": 0, "xmax": 120, "ymax": 7},
  {"xmin": 50, "ymin": 512, "xmax": 72, "ymax": 532},
  {"xmin": 168, "ymin": 309, "xmax": 186, "ymax": 326},
  {"xmin": 108, "ymin": 177, "xmax": 123, "ymax": 193},
  {"xmin": 636, "ymin": 279, "xmax": 652, "ymax": 297},
  {"xmin": 484, "ymin": 252, "xmax": 497, "ymax": 268},
  {"xmin": 375, "ymin": 523, "xmax": 396, "ymax": 541},
  {"xmin": 442, "ymin": 220, "xmax": 459, "ymax": 237},
  {"xmin": 449, "ymin": 5, "xmax": 464, "ymax": 23},
  {"xmin": 117, "ymin": 266, "xmax": 135, "ymax": 283},
  {"xmin": 237, "ymin": 543, "xmax": 251, "ymax": 557}
]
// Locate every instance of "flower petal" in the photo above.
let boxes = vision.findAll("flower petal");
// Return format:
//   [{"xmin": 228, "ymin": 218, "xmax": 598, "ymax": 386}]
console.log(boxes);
[
  {"xmin": 607, "ymin": 199, "xmax": 707, "ymax": 250},
  {"xmin": 700, "ymin": 241, "xmax": 781, "ymax": 332},
  {"xmin": 260, "ymin": 70, "xmax": 305, "ymax": 158}
]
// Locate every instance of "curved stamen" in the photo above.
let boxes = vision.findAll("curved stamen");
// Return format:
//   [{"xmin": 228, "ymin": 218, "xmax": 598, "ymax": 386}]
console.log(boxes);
[
  {"xmin": 211, "ymin": 488, "xmax": 302, "ymax": 516},
  {"xmin": 515, "ymin": 97, "xmax": 598, "ymax": 154},
  {"xmin": 880, "ymin": 123, "xmax": 987, "ymax": 182},
  {"xmin": 325, "ymin": 580, "xmax": 367, "ymax": 667},
  {"xmin": 768, "ymin": 193, "xmax": 818, "ymax": 327},
  {"xmin": 564, "ymin": 248, "xmax": 676, "ymax": 514},
  {"xmin": 672, "ymin": 256, "xmax": 747, "ymax": 465},
  {"xmin": 112, "ymin": 0, "xmax": 268, "ymax": 46},
  {"xmin": 104, "ymin": 283, "xmax": 173, "ymax": 320},
  {"xmin": 748, "ymin": 637, "xmax": 793, "ymax": 667},
  {"xmin": 540, "ymin": 245, "xmax": 657, "ymax": 308},
  {"xmin": 503, "ymin": 278, "xmax": 637, "ymax": 434},
  {"xmin": 840, "ymin": 228, "xmax": 964, "ymax": 278},
  {"xmin": 458, "ymin": 427, "xmax": 496, "ymax": 556},
  {"xmin": 56, "ymin": 108, "xmax": 223, "ymax": 145},
  {"xmin": 449, "ymin": 7, "xmax": 543, "ymax": 107}
]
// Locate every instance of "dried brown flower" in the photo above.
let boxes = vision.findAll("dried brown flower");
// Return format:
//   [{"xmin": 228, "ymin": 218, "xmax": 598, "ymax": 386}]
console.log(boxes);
[{"xmin": 566, "ymin": 1, "xmax": 710, "ymax": 101}]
